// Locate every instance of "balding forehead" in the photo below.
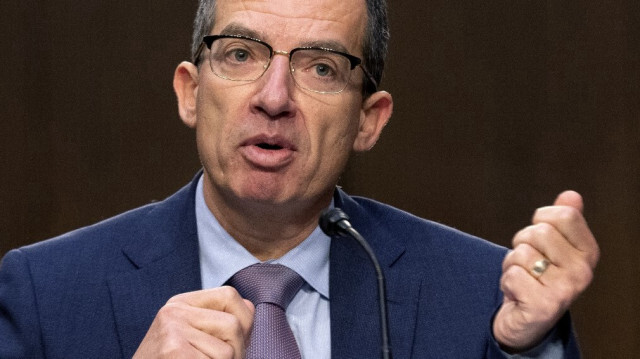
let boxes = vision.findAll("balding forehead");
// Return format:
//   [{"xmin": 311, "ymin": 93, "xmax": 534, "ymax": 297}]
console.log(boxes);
[
  {"xmin": 214, "ymin": 0, "xmax": 367, "ymax": 29},
  {"xmin": 213, "ymin": 0, "xmax": 367, "ymax": 50}
]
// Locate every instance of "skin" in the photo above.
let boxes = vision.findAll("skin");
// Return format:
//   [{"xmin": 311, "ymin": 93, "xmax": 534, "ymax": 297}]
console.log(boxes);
[
  {"xmin": 175, "ymin": 0, "xmax": 391, "ymax": 261},
  {"xmin": 494, "ymin": 190, "xmax": 600, "ymax": 352},
  {"xmin": 135, "ymin": 0, "xmax": 392, "ymax": 357},
  {"xmin": 134, "ymin": 0, "xmax": 598, "ymax": 356}
]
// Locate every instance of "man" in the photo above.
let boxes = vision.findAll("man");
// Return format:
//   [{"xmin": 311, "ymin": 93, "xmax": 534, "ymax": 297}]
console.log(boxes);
[{"xmin": 0, "ymin": 0, "xmax": 599, "ymax": 358}]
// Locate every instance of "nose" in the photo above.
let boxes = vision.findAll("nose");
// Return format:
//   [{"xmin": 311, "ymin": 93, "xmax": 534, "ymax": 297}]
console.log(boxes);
[{"xmin": 249, "ymin": 53, "xmax": 296, "ymax": 119}]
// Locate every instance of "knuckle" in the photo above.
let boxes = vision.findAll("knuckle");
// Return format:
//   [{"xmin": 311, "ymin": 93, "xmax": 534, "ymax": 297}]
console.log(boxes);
[
  {"xmin": 517, "ymin": 242, "xmax": 536, "ymax": 256},
  {"xmin": 167, "ymin": 292, "xmax": 189, "ymax": 304},
  {"xmin": 502, "ymin": 249, "xmax": 516, "ymax": 266},
  {"xmin": 501, "ymin": 265, "xmax": 523, "ymax": 286},
  {"xmin": 157, "ymin": 302, "xmax": 184, "ymax": 322},
  {"xmin": 508, "ymin": 244, "xmax": 533, "ymax": 266},
  {"xmin": 573, "ymin": 262, "xmax": 594, "ymax": 287},
  {"xmin": 160, "ymin": 336, "xmax": 186, "ymax": 356},
  {"xmin": 533, "ymin": 222, "xmax": 554, "ymax": 238},
  {"xmin": 588, "ymin": 244, "xmax": 601, "ymax": 267},
  {"xmin": 513, "ymin": 226, "xmax": 536, "ymax": 246},
  {"xmin": 502, "ymin": 249, "xmax": 514, "ymax": 263},
  {"xmin": 218, "ymin": 344, "xmax": 235, "ymax": 359},
  {"xmin": 502, "ymin": 250, "xmax": 518, "ymax": 271},
  {"xmin": 218, "ymin": 285, "xmax": 240, "ymax": 301},
  {"xmin": 556, "ymin": 206, "xmax": 581, "ymax": 223},
  {"xmin": 222, "ymin": 313, "xmax": 244, "ymax": 337}
]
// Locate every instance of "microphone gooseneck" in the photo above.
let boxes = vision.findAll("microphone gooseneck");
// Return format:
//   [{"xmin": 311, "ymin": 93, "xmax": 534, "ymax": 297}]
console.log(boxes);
[{"xmin": 320, "ymin": 208, "xmax": 392, "ymax": 359}]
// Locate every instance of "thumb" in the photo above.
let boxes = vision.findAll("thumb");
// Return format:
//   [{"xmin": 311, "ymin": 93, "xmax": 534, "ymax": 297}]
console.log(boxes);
[
  {"xmin": 243, "ymin": 299, "xmax": 256, "ymax": 320},
  {"xmin": 553, "ymin": 190, "xmax": 584, "ymax": 213},
  {"xmin": 242, "ymin": 299, "xmax": 256, "ymax": 345}
]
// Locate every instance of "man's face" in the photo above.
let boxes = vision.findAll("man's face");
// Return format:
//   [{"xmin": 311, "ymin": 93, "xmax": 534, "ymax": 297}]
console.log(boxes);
[{"xmin": 180, "ymin": 0, "xmax": 384, "ymax": 211}]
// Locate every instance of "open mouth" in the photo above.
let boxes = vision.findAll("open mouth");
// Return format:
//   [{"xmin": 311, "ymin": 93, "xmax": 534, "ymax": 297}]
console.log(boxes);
[
  {"xmin": 256, "ymin": 143, "xmax": 284, "ymax": 150},
  {"xmin": 239, "ymin": 135, "xmax": 297, "ymax": 169},
  {"xmin": 244, "ymin": 135, "xmax": 296, "ymax": 152}
]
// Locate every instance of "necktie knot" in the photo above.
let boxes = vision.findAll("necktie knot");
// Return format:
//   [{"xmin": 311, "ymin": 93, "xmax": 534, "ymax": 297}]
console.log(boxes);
[
  {"xmin": 228, "ymin": 263, "xmax": 305, "ymax": 359},
  {"xmin": 229, "ymin": 263, "xmax": 304, "ymax": 310}
]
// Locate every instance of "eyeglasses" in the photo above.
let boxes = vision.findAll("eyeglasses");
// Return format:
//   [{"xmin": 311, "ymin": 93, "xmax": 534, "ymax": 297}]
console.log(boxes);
[{"xmin": 193, "ymin": 34, "xmax": 378, "ymax": 94}]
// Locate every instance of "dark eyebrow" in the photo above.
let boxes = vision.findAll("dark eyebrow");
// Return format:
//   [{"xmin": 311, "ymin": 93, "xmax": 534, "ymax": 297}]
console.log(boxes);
[
  {"xmin": 218, "ymin": 23, "xmax": 263, "ymax": 40},
  {"xmin": 299, "ymin": 40, "xmax": 350, "ymax": 54},
  {"xmin": 217, "ymin": 23, "xmax": 352, "ymax": 55}
]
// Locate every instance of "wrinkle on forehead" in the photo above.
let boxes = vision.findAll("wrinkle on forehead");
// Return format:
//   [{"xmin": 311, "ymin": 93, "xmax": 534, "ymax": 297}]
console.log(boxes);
[
  {"xmin": 214, "ymin": 0, "xmax": 367, "ymax": 54},
  {"xmin": 220, "ymin": 23, "xmax": 352, "ymax": 54},
  {"xmin": 232, "ymin": 0, "xmax": 363, "ymax": 21}
]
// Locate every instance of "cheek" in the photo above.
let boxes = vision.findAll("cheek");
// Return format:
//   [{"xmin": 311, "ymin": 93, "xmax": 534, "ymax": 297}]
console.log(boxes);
[
  {"xmin": 324, "ymin": 99, "xmax": 361, "ymax": 146},
  {"xmin": 196, "ymin": 81, "xmax": 249, "ymax": 136},
  {"xmin": 308, "ymin": 99, "xmax": 361, "ymax": 167},
  {"xmin": 194, "ymin": 89, "xmax": 242, "ymax": 166},
  {"xmin": 194, "ymin": 106, "xmax": 223, "ymax": 161}
]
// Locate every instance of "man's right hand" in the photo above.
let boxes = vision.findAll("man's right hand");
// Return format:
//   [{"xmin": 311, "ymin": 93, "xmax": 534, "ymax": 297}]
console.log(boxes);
[{"xmin": 133, "ymin": 286, "xmax": 255, "ymax": 359}]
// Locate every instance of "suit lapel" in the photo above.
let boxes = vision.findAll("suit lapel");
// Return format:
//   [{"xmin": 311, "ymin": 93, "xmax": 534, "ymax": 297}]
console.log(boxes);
[
  {"xmin": 107, "ymin": 176, "xmax": 202, "ymax": 357},
  {"xmin": 330, "ymin": 190, "xmax": 420, "ymax": 358},
  {"xmin": 105, "ymin": 182, "xmax": 421, "ymax": 357}
]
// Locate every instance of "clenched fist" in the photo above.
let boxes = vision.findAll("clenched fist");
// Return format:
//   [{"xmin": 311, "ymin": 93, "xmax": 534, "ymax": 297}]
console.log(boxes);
[
  {"xmin": 134, "ymin": 286, "xmax": 255, "ymax": 359},
  {"xmin": 494, "ymin": 191, "xmax": 600, "ymax": 352}
]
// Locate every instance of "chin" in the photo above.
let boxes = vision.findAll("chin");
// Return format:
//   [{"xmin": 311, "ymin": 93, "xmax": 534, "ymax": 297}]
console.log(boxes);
[{"xmin": 235, "ymin": 178, "xmax": 294, "ymax": 204}]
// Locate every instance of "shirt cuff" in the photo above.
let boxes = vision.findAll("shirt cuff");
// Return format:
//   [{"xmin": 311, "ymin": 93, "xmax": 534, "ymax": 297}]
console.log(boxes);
[{"xmin": 499, "ymin": 326, "xmax": 564, "ymax": 359}]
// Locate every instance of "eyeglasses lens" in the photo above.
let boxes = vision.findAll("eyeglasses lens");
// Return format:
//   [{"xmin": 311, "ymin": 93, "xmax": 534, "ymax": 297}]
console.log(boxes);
[{"xmin": 209, "ymin": 37, "xmax": 353, "ymax": 93}]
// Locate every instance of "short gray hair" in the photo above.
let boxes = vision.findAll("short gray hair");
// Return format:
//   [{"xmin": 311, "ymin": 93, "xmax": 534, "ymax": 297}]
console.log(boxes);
[{"xmin": 190, "ymin": 0, "xmax": 389, "ymax": 95}]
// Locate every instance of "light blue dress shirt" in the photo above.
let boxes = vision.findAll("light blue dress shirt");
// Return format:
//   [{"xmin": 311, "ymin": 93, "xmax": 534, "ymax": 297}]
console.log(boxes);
[
  {"xmin": 195, "ymin": 177, "xmax": 331, "ymax": 359},
  {"xmin": 194, "ymin": 176, "xmax": 562, "ymax": 358}
]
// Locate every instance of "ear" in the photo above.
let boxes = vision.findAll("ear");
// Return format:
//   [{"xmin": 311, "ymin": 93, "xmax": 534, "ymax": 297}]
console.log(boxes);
[
  {"xmin": 352, "ymin": 91, "xmax": 393, "ymax": 152},
  {"xmin": 173, "ymin": 61, "xmax": 199, "ymax": 129}
]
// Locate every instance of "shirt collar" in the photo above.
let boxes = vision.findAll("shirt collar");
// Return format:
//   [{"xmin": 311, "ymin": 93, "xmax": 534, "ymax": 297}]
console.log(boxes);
[{"xmin": 195, "ymin": 175, "xmax": 331, "ymax": 299}]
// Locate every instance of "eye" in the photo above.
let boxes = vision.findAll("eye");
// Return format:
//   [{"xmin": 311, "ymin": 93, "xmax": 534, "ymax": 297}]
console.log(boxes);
[
  {"xmin": 305, "ymin": 58, "xmax": 339, "ymax": 80},
  {"xmin": 224, "ymin": 47, "xmax": 253, "ymax": 64},
  {"xmin": 314, "ymin": 63, "xmax": 333, "ymax": 77},
  {"xmin": 231, "ymin": 49, "xmax": 249, "ymax": 62},
  {"xmin": 217, "ymin": 39, "xmax": 264, "ymax": 65}
]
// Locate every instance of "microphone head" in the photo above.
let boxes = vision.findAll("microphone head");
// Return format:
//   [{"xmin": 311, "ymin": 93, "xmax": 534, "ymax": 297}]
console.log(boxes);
[{"xmin": 319, "ymin": 208, "xmax": 350, "ymax": 237}]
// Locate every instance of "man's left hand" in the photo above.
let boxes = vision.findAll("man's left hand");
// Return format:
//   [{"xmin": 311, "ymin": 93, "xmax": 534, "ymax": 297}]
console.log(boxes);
[{"xmin": 493, "ymin": 190, "xmax": 600, "ymax": 351}]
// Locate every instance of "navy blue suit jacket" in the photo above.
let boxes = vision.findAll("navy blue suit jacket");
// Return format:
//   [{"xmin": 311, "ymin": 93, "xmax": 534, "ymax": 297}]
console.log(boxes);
[{"xmin": 0, "ymin": 174, "xmax": 579, "ymax": 358}]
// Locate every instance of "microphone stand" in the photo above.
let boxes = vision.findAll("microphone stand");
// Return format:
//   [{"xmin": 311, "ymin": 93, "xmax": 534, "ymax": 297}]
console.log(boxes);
[{"xmin": 320, "ymin": 208, "xmax": 392, "ymax": 359}]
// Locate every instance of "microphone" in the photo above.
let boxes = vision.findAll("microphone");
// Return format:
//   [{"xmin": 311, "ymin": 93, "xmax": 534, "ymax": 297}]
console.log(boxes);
[{"xmin": 320, "ymin": 208, "xmax": 392, "ymax": 359}]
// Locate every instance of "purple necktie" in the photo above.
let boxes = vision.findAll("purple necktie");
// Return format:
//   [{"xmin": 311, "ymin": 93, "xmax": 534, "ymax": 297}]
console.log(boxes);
[{"xmin": 228, "ymin": 263, "xmax": 305, "ymax": 359}]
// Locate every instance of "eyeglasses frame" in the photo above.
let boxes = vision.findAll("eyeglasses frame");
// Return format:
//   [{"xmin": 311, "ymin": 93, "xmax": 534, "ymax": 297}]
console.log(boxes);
[{"xmin": 192, "ymin": 34, "xmax": 378, "ymax": 94}]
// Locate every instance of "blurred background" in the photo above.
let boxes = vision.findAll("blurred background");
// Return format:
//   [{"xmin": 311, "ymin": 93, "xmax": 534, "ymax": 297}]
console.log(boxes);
[{"xmin": 1, "ymin": 1, "xmax": 637, "ymax": 357}]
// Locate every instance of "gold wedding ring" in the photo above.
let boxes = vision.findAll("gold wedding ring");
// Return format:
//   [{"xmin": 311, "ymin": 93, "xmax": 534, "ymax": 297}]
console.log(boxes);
[{"xmin": 531, "ymin": 259, "xmax": 550, "ymax": 277}]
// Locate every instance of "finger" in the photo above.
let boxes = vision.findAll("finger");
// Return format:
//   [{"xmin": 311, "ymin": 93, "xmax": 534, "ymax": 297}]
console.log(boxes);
[
  {"xmin": 500, "ymin": 262, "xmax": 569, "ymax": 324},
  {"xmin": 160, "ymin": 290, "xmax": 254, "ymax": 358},
  {"xmin": 532, "ymin": 205, "xmax": 599, "ymax": 267},
  {"xmin": 169, "ymin": 286, "xmax": 255, "ymax": 336},
  {"xmin": 508, "ymin": 231, "xmax": 595, "ymax": 308},
  {"xmin": 503, "ymin": 243, "xmax": 567, "ymax": 286},
  {"xmin": 500, "ymin": 263, "xmax": 544, "ymax": 304},
  {"xmin": 553, "ymin": 190, "xmax": 584, "ymax": 213},
  {"xmin": 511, "ymin": 223, "xmax": 596, "ymax": 291},
  {"xmin": 496, "ymin": 264, "xmax": 564, "ymax": 351},
  {"xmin": 186, "ymin": 326, "xmax": 241, "ymax": 359},
  {"xmin": 503, "ymin": 243, "xmax": 546, "ymax": 275},
  {"xmin": 166, "ymin": 303, "xmax": 248, "ymax": 357},
  {"xmin": 134, "ymin": 317, "xmax": 217, "ymax": 359},
  {"xmin": 512, "ymin": 223, "xmax": 581, "ymax": 269}
]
